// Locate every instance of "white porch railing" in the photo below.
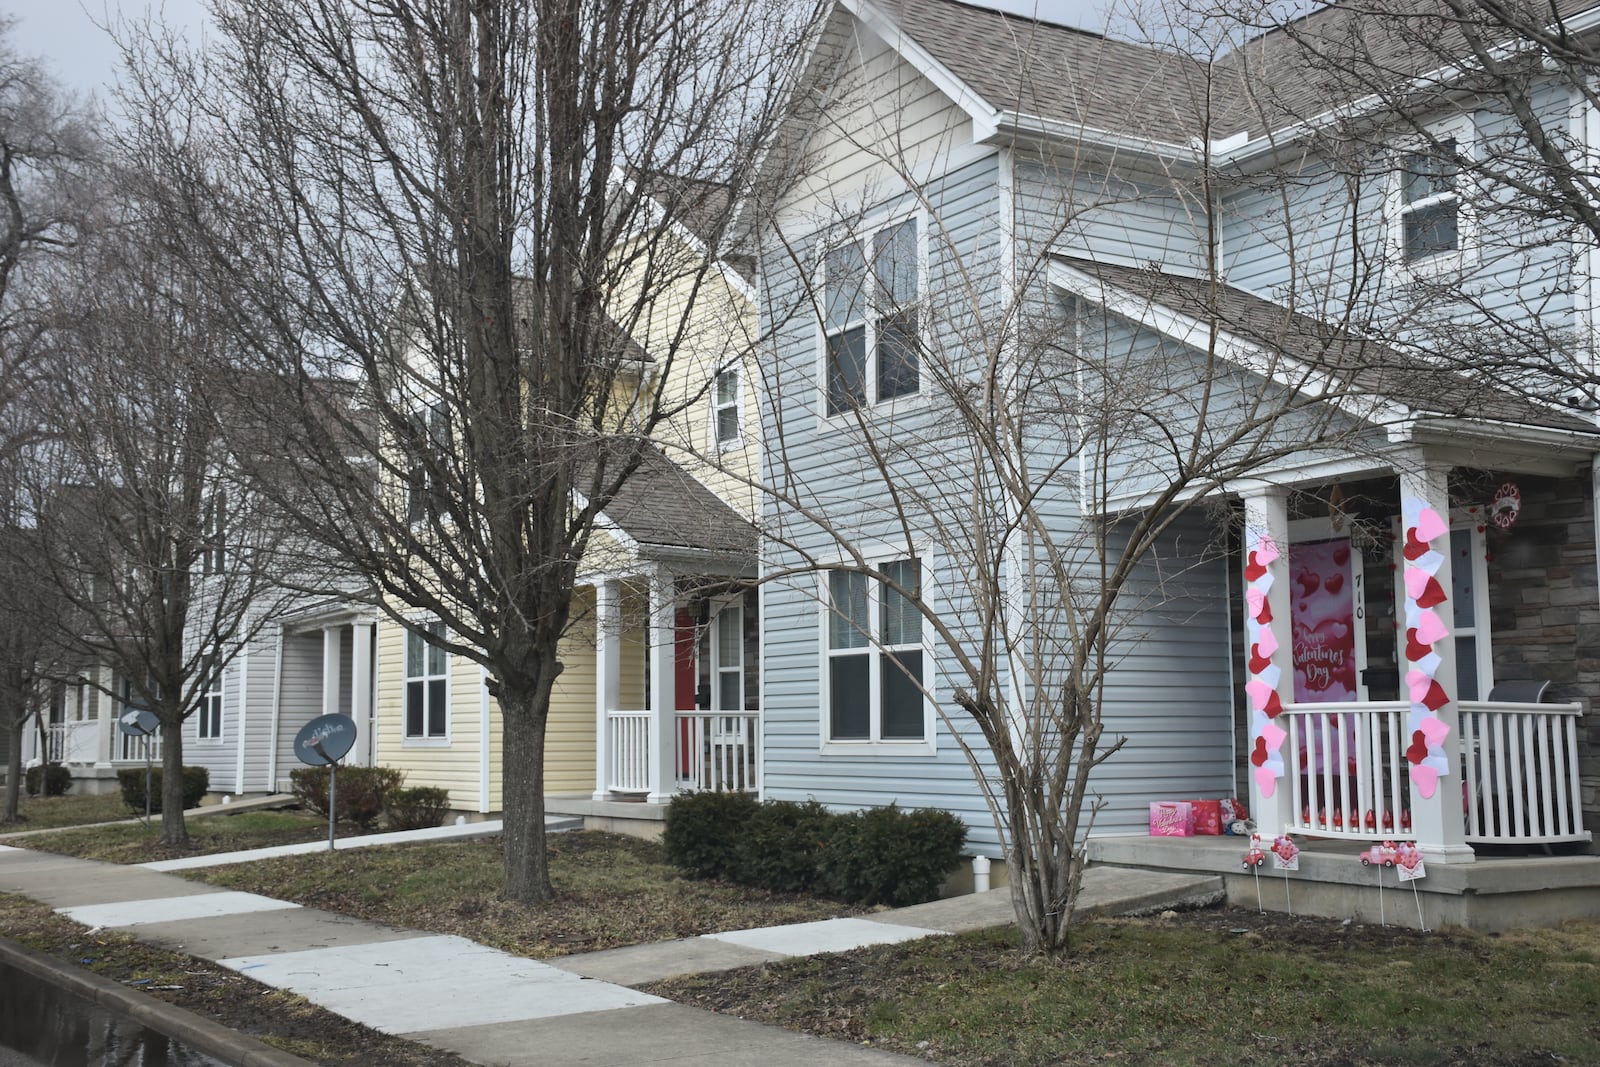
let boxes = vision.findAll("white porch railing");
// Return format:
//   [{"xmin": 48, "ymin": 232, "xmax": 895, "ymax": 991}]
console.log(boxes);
[
  {"xmin": 45, "ymin": 721, "xmax": 100, "ymax": 765},
  {"xmin": 1277, "ymin": 700, "xmax": 1589, "ymax": 847},
  {"xmin": 115, "ymin": 727, "xmax": 162, "ymax": 765},
  {"xmin": 604, "ymin": 709, "xmax": 760, "ymax": 796}
]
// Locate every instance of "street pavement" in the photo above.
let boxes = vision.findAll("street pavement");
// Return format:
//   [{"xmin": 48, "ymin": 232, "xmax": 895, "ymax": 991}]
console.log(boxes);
[{"xmin": 0, "ymin": 819, "xmax": 1224, "ymax": 1066}]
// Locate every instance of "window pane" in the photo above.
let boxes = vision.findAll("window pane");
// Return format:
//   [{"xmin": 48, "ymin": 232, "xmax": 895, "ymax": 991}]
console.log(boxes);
[
  {"xmin": 1450, "ymin": 529, "xmax": 1475, "ymax": 630},
  {"xmin": 826, "ymin": 327, "xmax": 867, "ymax": 414},
  {"xmin": 881, "ymin": 649, "xmax": 925, "ymax": 739},
  {"xmin": 830, "ymin": 654, "xmax": 870, "ymax": 738},
  {"xmin": 715, "ymin": 370, "xmax": 738, "ymax": 405},
  {"xmin": 1456, "ymin": 635, "xmax": 1479, "ymax": 701},
  {"xmin": 743, "ymin": 589, "xmax": 760, "ymax": 711},
  {"xmin": 877, "ymin": 308, "xmax": 919, "ymax": 401},
  {"xmin": 406, "ymin": 681, "xmax": 424, "ymax": 736},
  {"xmin": 717, "ymin": 606, "xmax": 741, "ymax": 664},
  {"xmin": 1404, "ymin": 201, "xmax": 1458, "ymax": 260},
  {"xmin": 881, "ymin": 559, "xmax": 920, "ymax": 646},
  {"xmin": 406, "ymin": 631, "xmax": 423, "ymax": 678},
  {"xmin": 829, "ymin": 571, "xmax": 869, "ymax": 649},
  {"xmin": 718, "ymin": 671, "xmax": 741, "ymax": 711},
  {"xmin": 825, "ymin": 242, "xmax": 866, "ymax": 329},
  {"xmin": 874, "ymin": 219, "xmax": 918, "ymax": 305},
  {"xmin": 716, "ymin": 406, "xmax": 738, "ymax": 443},
  {"xmin": 428, "ymin": 679, "xmax": 448, "ymax": 736},
  {"xmin": 427, "ymin": 622, "xmax": 447, "ymax": 675},
  {"xmin": 1403, "ymin": 144, "xmax": 1456, "ymax": 203}
]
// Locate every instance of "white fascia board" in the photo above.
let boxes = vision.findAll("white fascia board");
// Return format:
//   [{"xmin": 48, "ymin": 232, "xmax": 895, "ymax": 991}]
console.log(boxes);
[
  {"xmin": 992, "ymin": 110, "xmax": 1200, "ymax": 162},
  {"xmin": 1101, "ymin": 453, "xmax": 1400, "ymax": 513},
  {"xmin": 845, "ymin": 0, "xmax": 1004, "ymax": 140},
  {"xmin": 1046, "ymin": 259, "xmax": 1411, "ymax": 429}
]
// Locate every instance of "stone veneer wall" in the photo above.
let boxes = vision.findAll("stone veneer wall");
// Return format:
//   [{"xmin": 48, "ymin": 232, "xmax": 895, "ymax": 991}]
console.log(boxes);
[{"xmin": 1482, "ymin": 472, "xmax": 1600, "ymax": 847}]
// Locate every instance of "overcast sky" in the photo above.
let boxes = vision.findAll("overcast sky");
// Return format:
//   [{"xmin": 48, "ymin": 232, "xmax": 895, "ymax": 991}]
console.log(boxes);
[{"xmin": 9, "ymin": 0, "xmax": 1122, "ymax": 97}]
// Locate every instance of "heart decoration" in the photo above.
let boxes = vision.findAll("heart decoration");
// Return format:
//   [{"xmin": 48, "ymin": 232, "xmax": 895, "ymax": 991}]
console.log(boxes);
[
  {"xmin": 1254, "ymin": 765, "xmax": 1279, "ymax": 796},
  {"xmin": 1405, "ymin": 627, "xmax": 1433, "ymax": 663},
  {"xmin": 1404, "ymin": 730, "xmax": 1428, "ymax": 765},
  {"xmin": 1256, "ymin": 628, "xmax": 1279, "ymax": 657},
  {"xmin": 1415, "ymin": 610, "xmax": 1449, "ymax": 645},
  {"xmin": 1416, "ymin": 577, "xmax": 1448, "ymax": 609},
  {"xmin": 1402, "ymin": 529, "xmax": 1430, "ymax": 561},
  {"xmin": 1246, "ymin": 588, "xmax": 1265, "ymax": 620},
  {"xmin": 1261, "ymin": 721, "xmax": 1287, "ymax": 749},
  {"xmin": 1245, "ymin": 679, "xmax": 1273, "ymax": 710},
  {"xmin": 1257, "ymin": 598, "xmax": 1273, "ymax": 624},
  {"xmin": 1324, "ymin": 572, "xmax": 1345, "ymax": 597},
  {"xmin": 1419, "ymin": 715, "xmax": 1450, "ymax": 747},
  {"xmin": 1249, "ymin": 646, "xmax": 1272, "ymax": 674},
  {"xmin": 1410, "ymin": 764, "xmax": 1440, "ymax": 798},
  {"xmin": 1403, "ymin": 567, "xmax": 1430, "ymax": 601},
  {"xmin": 1258, "ymin": 664, "xmax": 1282, "ymax": 690},
  {"xmin": 1414, "ymin": 550, "xmax": 1445, "ymax": 575},
  {"xmin": 1415, "ymin": 507, "xmax": 1449, "ymax": 543},
  {"xmin": 1333, "ymin": 542, "xmax": 1350, "ymax": 566},
  {"xmin": 1255, "ymin": 535, "xmax": 1280, "ymax": 565},
  {"xmin": 1250, "ymin": 736, "xmax": 1269, "ymax": 766},
  {"xmin": 1244, "ymin": 551, "xmax": 1266, "ymax": 582},
  {"xmin": 1424, "ymin": 753, "xmax": 1450, "ymax": 775},
  {"xmin": 1263, "ymin": 690, "xmax": 1284, "ymax": 718},
  {"xmin": 1407, "ymin": 676, "xmax": 1431, "ymax": 705},
  {"xmin": 1419, "ymin": 680, "xmax": 1449, "ymax": 712}
]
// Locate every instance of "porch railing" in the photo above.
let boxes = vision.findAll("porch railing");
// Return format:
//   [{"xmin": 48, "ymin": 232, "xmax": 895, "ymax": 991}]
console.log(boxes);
[
  {"xmin": 604, "ymin": 709, "xmax": 760, "ymax": 796},
  {"xmin": 1277, "ymin": 699, "xmax": 1589, "ymax": 847},
  {"xmin": 45, "ymin": 721, "xmax": 100, "ymax": 765},
  {"xmin": 116, "ymin": 727, "xmax": 162, "ymax": 765}
]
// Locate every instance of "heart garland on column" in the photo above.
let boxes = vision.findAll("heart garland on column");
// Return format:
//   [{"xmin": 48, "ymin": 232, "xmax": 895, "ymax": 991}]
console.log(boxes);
[
  {"xmin": 1399, "ymin": 498, "xmax": 1453, "ymax": 799},
  {"xmin": 1245, "ymin": 525, "xmax": 1286, "ymax": 797}
]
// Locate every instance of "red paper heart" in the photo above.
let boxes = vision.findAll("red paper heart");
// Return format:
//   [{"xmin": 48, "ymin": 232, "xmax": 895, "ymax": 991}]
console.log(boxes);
[
  {"xmin": 1263, "ymin": 691, "xmax": 1283, "ymax": 718},
  {"xmin": 1250, "ymin": 736, "xmax": 1269, "ymax": 767},
  {"xmin": 1324, "ymin": 572, "xmax": 1345, "ymax": 597},
  {"xmin": 1416, "ymin": 576, "xmax": 1447, "ymax": 609},
  {"xmin": 1405, "ymin": 730, "xmax": 1428, "ymax": 765},
  {"xmin": 1402, "ymin": 529, "xmax": 1429, "ymax": 561},
  {"xmin": 1257, "ymin": 598, "xmax": 1273, "ymax": 624},
  {"xmin": 1422, "ymin": 680, "xmax": 1449, "ymax": 712},
  {"xmin": 1244, "ymin": 551, "xmax": 1266, "ymax": 582},
  {"xmin": 1249, "ymin": 644, "xmax": 1272, "ymax": 674},
  {"xmin": 1405, "ymin": 627, "xmax": 1432, "ymax": 662}
]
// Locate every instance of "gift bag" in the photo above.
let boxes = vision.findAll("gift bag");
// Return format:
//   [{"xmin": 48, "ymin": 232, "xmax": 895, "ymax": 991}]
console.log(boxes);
[{"xmin": 1148, "ymin": 801, "xmax": 1194, "ymax": 837}]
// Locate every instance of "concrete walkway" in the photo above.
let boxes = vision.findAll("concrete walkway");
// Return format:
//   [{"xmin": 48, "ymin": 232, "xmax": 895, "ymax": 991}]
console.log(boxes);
[{"xmin": 0, "ymin": 832, "xmax": 1222, "ymax": 1066}]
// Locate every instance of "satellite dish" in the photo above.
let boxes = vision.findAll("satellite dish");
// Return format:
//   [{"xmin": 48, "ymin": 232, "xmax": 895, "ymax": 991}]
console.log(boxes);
[
  {"xmin": 117, "ymin": 707, "xmax": 160, "ymax": 737},
  {"xmin": 294, "ymin": 713, "xmax": 357, "ymax": 766}
]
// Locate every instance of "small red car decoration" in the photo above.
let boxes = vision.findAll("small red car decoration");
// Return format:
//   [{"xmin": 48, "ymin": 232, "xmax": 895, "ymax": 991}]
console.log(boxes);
[{"xmin": 1360, "ymin": 841, "xmax": 1400, "ymax": 868}]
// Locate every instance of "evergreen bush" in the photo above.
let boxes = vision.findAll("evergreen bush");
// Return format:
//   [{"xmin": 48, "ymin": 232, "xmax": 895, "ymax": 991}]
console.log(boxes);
[
  {"xmin": 385, "ymin": 785, "xmax": 452, "ymax": 830},
  {"xmin": 290, "ymin": 765, "xmax": 403, "ymax": 829},
  {"xmin": 732, "ymin": 799, "xmax": 834, "ymax": 894},
  {"xmin": 661, "ymin": 789, "xmax": 759, "ymax": 878},
  {"xmin": 818, "ymin": 804, "xmax": 968, "ymax": 906},
  {"xmin": 25, "ymin": 762, "xmax": 71, "ymax": 797},
  {"xmin": 117, "ymin": 766, "xmax": 209, "ymax": 814}
]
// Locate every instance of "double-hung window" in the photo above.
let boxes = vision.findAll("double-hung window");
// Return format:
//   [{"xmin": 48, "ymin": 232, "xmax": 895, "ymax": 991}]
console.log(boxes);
[
  {"xmin": 823, "ymin": 217, "xmax": 921, "ymax": 415},
  {"xmin": 405, "ymin": 620, "xmax": 449, "ymax": 740},
  {"xmin": 201, "ymin": 492, "xmax": 226, "ymax": 576},
  {"xmin": 825, "ymin": 558, "xmax": 928, "ymax": 745},
  {"xmin": 405, "ymin": 403, "xmax": 448, "ymax": 525},
  {"xmin": 712, "ymin": 367, "xmax": 740, "ymax": 448},
  {"xmin": 1391, "ymin": 118, "xmax": 1473, "ymax": 270},
  {"xmin": 198, "ymin": 667, "xmax": 223, "ymax": 740}
]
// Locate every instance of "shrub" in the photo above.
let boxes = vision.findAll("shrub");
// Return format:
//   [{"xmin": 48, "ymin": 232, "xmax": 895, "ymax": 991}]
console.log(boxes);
[
  {"xmin": 819, "ymin": 804, "xmax": 968, "ymax": 906},
  {"xmin": 386, "ymin": 786, "xmax": 452, "ymax": 830},
  {"xmin": 290, "ymin": 765, "xmax": 403, "ymax": 830},
  {"xmin": 733, "ymin": 799, "xmax": 835, "ymax": 894},
  {"xmin": 25, "ymin": 763, "xmax": 71, "ymax": 798},
  {"xmin": 662, "ymin": 789, "xmax": 759, "ymax": 878},
  {"xmin": 117, "ymin": 766, "xmax": 209, "ymax": 814}
]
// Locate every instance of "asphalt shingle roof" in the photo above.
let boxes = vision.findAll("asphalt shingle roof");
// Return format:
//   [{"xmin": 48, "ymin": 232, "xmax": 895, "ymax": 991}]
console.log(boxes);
[{"xmin": 583, "ymin": 441, "xmax": 757, "ymax": 560}]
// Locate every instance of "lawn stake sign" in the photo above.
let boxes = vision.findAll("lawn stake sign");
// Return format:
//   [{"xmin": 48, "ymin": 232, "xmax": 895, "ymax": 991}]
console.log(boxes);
[
  {"xmin": 1244, "ymin": 526, "xmax": 1286, "ymax": 798},
  {"xmin": 294, "ymin": 714, "xmax": 357, "ymax": 850},
  {"xmin": 116, "ymin": 706, "xmax": 160, "ymax": 828},
  {"xmin": 1399, "ymin": 499, "xmax": 1452, "ymax": 800}
]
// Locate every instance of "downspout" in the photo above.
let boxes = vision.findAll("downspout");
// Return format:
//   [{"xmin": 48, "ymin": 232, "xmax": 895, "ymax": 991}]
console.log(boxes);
[
  {"xmin": 266, "ymin": 624, "xmax": 285, "ymax": 793},
  {"xmin": 479, "ymin": 665, "xmax": 491, "ymax": 814}
]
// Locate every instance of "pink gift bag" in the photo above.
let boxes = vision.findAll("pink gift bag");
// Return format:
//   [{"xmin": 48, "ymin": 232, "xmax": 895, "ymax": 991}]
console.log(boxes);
[{"xmin": 1148, "ymin": 801, "xmax": 1194, "ymax": 837}]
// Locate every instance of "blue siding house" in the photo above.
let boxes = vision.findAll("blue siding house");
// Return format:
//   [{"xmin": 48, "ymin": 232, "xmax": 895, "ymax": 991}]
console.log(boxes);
[{"xmin": 752, "ymin": 0, "xmax": 1600, "ymax": 908}]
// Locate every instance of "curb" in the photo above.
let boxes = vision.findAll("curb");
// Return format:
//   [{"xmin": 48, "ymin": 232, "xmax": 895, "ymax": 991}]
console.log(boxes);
[{"xmin": 0, "ymin": 936, "xmax": 315, "ymax": 1067}]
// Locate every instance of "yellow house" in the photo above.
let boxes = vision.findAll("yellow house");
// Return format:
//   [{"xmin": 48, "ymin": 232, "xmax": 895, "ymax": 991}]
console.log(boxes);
[{"xmin": 370, "ymin": 181, "xmax": 761, "ymax": 820}]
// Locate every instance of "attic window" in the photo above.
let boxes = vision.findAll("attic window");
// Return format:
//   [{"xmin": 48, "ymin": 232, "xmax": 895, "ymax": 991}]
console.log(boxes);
[{"xmin": 1400, "ymin": 142, "xmax": 1459, "ymax": 262}]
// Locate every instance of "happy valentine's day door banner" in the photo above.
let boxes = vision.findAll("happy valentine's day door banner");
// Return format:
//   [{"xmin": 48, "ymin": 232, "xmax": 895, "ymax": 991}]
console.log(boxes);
[{"xmin": 1288, "ymin": 538, "xmax": 1357, "ymax": 703}]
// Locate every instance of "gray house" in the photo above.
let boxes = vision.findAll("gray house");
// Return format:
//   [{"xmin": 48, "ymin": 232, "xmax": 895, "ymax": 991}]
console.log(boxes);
[{"xmin": 752, "ymin": 0, "xmax": 1599, "ymax": 911}]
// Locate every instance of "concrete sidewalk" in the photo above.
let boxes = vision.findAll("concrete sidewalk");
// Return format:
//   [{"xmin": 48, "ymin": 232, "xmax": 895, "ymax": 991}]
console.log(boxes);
[{"xmin": 0, "ymin": 837, "xmax": 1222, "ymax": 1066}]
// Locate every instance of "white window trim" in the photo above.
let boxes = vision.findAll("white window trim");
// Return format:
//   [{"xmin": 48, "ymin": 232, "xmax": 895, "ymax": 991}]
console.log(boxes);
[
  {"xmin": 1387, "ymin": 114, "xmax": 1478, "ymax": 278},
  {"xmin": 710, "ymin": 365, "xmax": 743, "ymax": 452},
  {"xmin": 402, "ymin": 619, "xmax": 453, "ymax": 747},
  {"xmin": 815, "ymin": 209, "xmax": 929, "ymax": 422},
  {"xmin": 196, "ymin": 665, "xmax": 224, "ymax": 743},
  {"xmin": 816, "ymin": 548, "xmax": 937, "ymax": 756}
]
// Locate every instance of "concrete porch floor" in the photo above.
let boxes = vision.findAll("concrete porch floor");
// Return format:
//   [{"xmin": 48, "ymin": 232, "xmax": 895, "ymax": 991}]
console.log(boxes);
[{"xmin": 1088, "ymin": 833, "xmax": 1600, "ymax": 931}]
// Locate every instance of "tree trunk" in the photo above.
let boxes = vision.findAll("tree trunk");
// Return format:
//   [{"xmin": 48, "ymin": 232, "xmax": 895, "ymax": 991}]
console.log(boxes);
[
  {"xmin": 159, "ymin": 714, "xmax": 189, "ymax": 846},
  {"xmin": 2, "ymin": 716, "xmax": 21, "ymax": 822},
  {"xmin": 498, "ymin": 683, "xmax": 554, "ymax": 904}
]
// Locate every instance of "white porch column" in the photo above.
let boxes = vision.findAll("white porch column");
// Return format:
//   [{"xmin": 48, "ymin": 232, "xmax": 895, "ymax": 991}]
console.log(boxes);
[
  {"xmin": 351, "ymin": 621, "xmax": 374, "ymax": 767},
  {"xmin": 1398, "ymin": 461, "xmax": 1474, "ymax": 863},
  {"xmin": 646, "ymin": 571, "xmax": 677, "ymax": 804},
  {"xmin": 93, "ymin": 664, "xmax": 114, "ymax": 770},
  {"xmin": 321, "ymin": 626, "xmax": 342, "ymax": 720},
  {"xmin": 1243, "ymin": 486, "xmax": 1296, "ymax": 835},
  {"xmin": 593, "ymin": 579, "xmax": 621, "ymax": 801}
]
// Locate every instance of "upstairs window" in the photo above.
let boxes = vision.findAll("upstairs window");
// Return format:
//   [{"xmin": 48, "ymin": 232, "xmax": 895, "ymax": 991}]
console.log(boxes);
[
  {"xmin": 713, "ymin": 367, "xmax": 741, "ymax": 448},
  {"xmin": 198, "ymin": 666, "xmax": 223, "ymax": 740},
  {"xmin": 201, "ymin": 492, "xmax": 227, "ymax": 576},
  {"xmin": 823, "ymin": 217, "xmax": 922, "ymax": 415},
  {"xmin": 406, "ymin": 404, "xmax": 448, "ymax": 524},
  {"xmin": 1390, "ymin": 118, "xmax": 1474, "ymax": 271},
  {"xmin": 405, "ymin": 620, "xmax": 448, "ymax": 740}
]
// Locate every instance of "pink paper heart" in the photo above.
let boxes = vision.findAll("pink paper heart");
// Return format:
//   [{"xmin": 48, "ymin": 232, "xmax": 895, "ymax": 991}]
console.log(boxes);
[
  {"xmin": 1256, "ymin": 628, "xmax": 1279, "ymax": 657},
  {"xmin": 1254, "ymin": 765, "xmax": 1279, "ymax": 796},
  {"xmin": 1255, "ymin": 535, "xmax": 1280, "ymax": 565},
  {"xmin": 1419, "ymin": 715, "xmax": 1450, "ymax": 747},
  {"xmin": 1405, "ymin": 668, "xmax": 1429, "ymax": 690},
  {"xmin": 1415, "ymin": 507, "xmax": 1448, "ymax": 543},
  {"xmin": 1404, "ymin": 567, "xmax": 1432, "ymax": 601},
  {"xmin": 1410, "ymin": 763, "xmax": 1440, "ymax": 799},
  {"xmin": 1415, "ymin": 610, "xmax": 1449, "ymax": 645},
  {"xmin": 1245, "ymin": 679, "xmax": 1273, "ymax": 709},
  {"xmin": 1408, "ymin": 677, "xmax": 1431, "ymax": 704},
  {"xmin": 1261, "ymin": 722, "xmax": 1287, "ymax": 750},
  {"xmin": 1246, "ymin": 588, "xmax": 1265, "ymax": 619}
]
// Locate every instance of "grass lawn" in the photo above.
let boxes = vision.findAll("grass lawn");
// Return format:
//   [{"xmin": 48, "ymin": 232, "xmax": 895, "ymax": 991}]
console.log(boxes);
[
  {"xmin": 185, "ymin": 830, "xmax": 864, "ymax": 958},
  {"xmin": 0, "ymin": 791, "xmax": 135, "ymax": 832},
  {"xmin": 646, "ymin": 908, "xmax": 1600, "ymax": 1066},
  {"xmin": 10, "ymin": 809, "xmax": 333, "ymax": 863}
]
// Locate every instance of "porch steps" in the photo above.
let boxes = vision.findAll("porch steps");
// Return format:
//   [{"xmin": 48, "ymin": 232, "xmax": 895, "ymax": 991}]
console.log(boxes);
[{"xmin": 1087, "ymin": 834, "xmax": 1600, "ymax": 932}]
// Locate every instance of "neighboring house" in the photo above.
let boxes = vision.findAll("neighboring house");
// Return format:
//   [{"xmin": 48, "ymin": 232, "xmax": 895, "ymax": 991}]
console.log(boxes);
[
  {"xmin": 371, "ymin": 180, "xmax": 762, "ymax": 818},
  {"xmin": 752, "ymin": 0, "xmax": 1599, "ymax": 894}
]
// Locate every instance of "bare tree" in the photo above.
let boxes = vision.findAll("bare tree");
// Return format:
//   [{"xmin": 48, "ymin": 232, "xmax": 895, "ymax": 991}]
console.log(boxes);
[{"xmin": 117, "ymin": 0, "xmax": 807, "ymax": 901}]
